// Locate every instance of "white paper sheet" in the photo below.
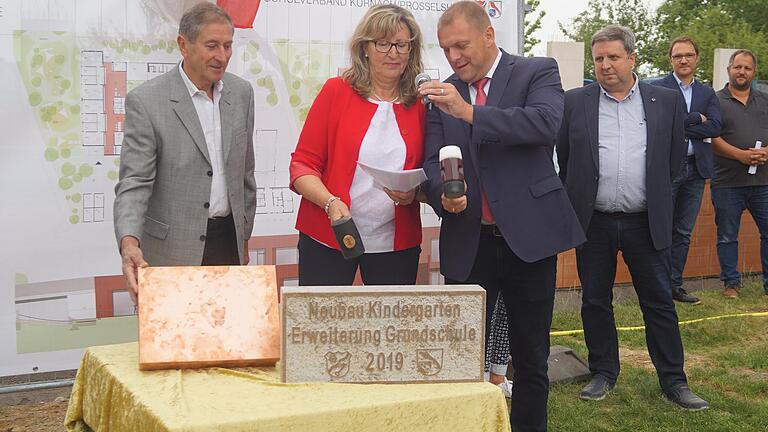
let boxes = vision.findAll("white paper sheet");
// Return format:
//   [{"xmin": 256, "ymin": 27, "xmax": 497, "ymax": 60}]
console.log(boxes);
[
  {"xmin": 357, "ymin": 161, "xmax": 427, "ymax": 192},
  {"xmin": 749, "ymin": 141, "xmax": 763, "ymax": 175}
]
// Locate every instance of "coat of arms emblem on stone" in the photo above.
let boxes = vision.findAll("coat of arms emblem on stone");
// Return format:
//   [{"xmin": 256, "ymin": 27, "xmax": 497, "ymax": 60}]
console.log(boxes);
[
  {"xmin": 324, "ymin": 351, "xmax": 352, "ymax": 378},
  {"xmin": 416, "ymin": 349, "xmax": 444, "ymax": 376}
]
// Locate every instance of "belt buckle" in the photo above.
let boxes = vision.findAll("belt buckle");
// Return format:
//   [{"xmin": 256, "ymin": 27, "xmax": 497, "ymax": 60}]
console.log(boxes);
[
  {"xmin": 483, "ymin": 224, "xmax": 503, "ymax": 237},
  {"xmin": 492, "ymin": 225, "xmax": 503, "ymax": 237}
]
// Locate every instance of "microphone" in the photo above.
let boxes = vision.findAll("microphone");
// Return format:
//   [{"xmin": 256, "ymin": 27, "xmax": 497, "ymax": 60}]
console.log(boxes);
[
  {"xmin": 439, "ymin": 145, "xmax": 465, "ymax": 199},
  {"xmin": 415, "ymin": 72, "xmax": 432, "ymax": 110}
]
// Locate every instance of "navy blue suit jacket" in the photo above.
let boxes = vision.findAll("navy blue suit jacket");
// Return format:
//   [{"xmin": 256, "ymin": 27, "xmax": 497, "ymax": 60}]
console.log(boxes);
[
  {"xmin": 557, "ymin": 81, "xmax": 687, "ymax": 251},
  {"xmin": 424, "ymin": 51, "xmax": 585, "ymax": 282},
  {"xmin": 652, "ymin": 73, "xmax": 721, "ymax": 178}
]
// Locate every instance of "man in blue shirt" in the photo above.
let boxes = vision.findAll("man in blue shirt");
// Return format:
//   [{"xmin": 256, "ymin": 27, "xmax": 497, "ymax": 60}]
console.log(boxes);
[
  {"xmin": 558, "ymin": 25, "xmax": 708, "ymax": 410},
  {"xmin": 652, "ymin": 36, "xmax": 722, "ymax": 305}
]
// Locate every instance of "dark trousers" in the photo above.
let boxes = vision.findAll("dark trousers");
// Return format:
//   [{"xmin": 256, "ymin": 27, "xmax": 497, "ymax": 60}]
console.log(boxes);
[
  {"xmin": 447, "ymin": 230, "xmax": 556, "ymax": 432},
  {"xmin": 711, "ymin": 185, "xmax": 768, "ymax": 288},
  {"xmin": 297, "ymin": 233, "xmax": 420, "ymax": 285},
  {"xmin": 670, "ymin": 156, "xmax": 707, "ymax": 290},
  {"xmin": 201, "ymin": 214, "xmax": 240, "ymax": 265},
  {"xmin": 576, "ymin": 211, "xmax": 687, "ymax": 392}
]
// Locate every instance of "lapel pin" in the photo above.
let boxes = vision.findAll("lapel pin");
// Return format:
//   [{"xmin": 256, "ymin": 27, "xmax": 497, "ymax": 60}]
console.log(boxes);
[{"xmin": 651, "ymin": 97, "xmax": 656, "ymax": 102}]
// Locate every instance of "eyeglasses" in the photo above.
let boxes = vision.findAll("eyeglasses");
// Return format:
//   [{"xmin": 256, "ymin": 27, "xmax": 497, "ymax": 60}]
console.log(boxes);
[
  {"xmin": 372, "ymin": 40, "xmax": 411, "ymax": 54},
  {"xmin": 671, "ymin": 53, "xmax": 697, "ymax": 62}
]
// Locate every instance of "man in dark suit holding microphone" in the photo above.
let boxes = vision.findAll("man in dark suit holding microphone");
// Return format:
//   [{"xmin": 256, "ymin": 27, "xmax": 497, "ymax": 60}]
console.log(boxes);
[{"xmin": 419, "ymin": 2, "xmax": 585, "ymax": 430}]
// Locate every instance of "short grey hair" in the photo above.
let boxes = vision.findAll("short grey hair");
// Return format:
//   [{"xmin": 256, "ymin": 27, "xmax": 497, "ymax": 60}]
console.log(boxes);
[
  {"xmin": 728, "ymin": 49, "xmax": 758, "ymax": 68},
  {"xmin": 591, "ymin": 25, "xmax": 636, "ymax": 55},
  {"xmin": 178, "ymin": 2, "xmax": 233, "ymax": 42}
]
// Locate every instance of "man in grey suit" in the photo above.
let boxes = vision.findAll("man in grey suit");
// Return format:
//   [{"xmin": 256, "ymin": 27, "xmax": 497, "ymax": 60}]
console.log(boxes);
[{"xmin": 114, "ymin": 3, "xmax": 256, "ymax": 303}]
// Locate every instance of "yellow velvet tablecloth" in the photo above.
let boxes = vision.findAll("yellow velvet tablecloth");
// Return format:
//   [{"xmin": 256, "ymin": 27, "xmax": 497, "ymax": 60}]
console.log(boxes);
[{"xmin": 65, "ymin": 343, "xmax": 510, "ymax": 432}]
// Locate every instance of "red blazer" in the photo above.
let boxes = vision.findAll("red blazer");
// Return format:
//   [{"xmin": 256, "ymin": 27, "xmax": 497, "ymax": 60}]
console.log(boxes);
[{"xmin": 290, "ymin": 77, "xmax": 426, "ymax": 251}]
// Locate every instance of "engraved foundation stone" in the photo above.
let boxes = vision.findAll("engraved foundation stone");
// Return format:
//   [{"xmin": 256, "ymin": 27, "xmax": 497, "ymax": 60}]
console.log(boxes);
[
  {"xmin": 281, "ymin": 285, "xmax": 485, "ymax": 383},
  {"xmin": 138, "ymin": 265, "xmax": 280, "ymax": 370}
]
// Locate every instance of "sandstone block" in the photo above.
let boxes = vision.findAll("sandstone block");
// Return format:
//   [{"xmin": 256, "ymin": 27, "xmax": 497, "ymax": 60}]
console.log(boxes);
[
  {"xmin": 281, "ymin": 285, "xmax": 485, "ymax": 383},
  {"xmin": 138, "ymin": 265, "xmax": 280, "ymax": 370}
]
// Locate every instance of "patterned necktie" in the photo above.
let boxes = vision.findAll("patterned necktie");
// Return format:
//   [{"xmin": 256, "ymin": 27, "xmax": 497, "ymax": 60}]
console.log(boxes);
[{"xmin": 472, "ymin": 78, "xmax": 494, "ymax": 224}]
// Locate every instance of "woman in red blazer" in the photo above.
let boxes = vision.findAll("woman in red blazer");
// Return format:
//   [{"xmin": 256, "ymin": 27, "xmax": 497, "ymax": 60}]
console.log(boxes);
[{"xmin": 289, "ymin": 5, "xmax": 426, "ymax": 285}]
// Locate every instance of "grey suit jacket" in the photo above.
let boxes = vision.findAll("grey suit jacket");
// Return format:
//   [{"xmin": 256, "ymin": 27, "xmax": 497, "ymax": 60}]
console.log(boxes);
[{"xmin": 114, "ymin": 66, "xmax": 256, "ymax": 266}]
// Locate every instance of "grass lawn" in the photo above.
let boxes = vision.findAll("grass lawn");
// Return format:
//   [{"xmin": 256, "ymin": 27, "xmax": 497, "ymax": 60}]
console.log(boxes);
[{"xmin": 547, "ymin": 281, "xmax": 768, "ymax": 432}]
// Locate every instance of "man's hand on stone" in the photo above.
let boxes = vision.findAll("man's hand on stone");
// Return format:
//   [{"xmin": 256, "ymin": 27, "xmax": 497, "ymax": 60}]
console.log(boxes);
[{"xmin": 120, "ymin": 236, "xmax": 148, "ymax": 305}]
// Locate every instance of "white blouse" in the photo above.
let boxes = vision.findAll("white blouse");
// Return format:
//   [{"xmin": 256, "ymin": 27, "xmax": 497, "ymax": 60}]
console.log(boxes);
[{"xmin": 348, "ymin": 100, "xmax": 407, "ymax": 253}]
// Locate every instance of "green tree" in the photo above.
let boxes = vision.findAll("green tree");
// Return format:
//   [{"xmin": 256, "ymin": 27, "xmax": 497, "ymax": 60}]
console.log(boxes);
[
  {"xmin": 652, "ymin": 0, "xmax": 768, "ymax": 82},
  {"xmin": 523, "ymin": 0, "xmax": 545, "ymax": 56},
  {"xmin": 712, "ymin": 0, "xmax": 766, "ymax": 34},
  {"xmin": 559, "ymin": 0, "xmax": 657, "ymax": 79}
]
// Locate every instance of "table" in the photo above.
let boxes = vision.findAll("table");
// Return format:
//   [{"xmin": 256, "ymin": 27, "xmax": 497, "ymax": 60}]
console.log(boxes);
[{"xmin": 65, "ymin": 343, "xmax": 510, "ymax": 432}]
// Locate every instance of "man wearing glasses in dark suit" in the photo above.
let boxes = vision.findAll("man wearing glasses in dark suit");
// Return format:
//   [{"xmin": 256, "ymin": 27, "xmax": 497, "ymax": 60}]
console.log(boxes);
[{"xmin": 652, "ymin": 36, "xmax": 721, "ymax": 305}]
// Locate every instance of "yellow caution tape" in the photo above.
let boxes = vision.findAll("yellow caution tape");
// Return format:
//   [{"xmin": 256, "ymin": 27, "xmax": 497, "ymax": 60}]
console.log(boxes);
[{"xmin": 550, "ymin": 311, "xmax": 768, "ymax": 337}]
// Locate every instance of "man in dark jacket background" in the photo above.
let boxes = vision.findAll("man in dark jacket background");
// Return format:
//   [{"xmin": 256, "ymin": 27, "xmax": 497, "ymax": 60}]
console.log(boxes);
[{"xmin": 652, "ymin": 36, "xmax": 721, "ymax": 305}]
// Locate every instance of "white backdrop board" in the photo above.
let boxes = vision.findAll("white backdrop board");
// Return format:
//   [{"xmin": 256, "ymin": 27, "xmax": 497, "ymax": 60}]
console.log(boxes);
[{"xmin": 0, "ymin": 0, "xmax": 519, "ymax": 377}]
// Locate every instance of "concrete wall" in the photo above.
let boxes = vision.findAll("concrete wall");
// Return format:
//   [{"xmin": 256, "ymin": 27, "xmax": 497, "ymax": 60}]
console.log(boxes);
[
  {"xmin": 547, "ymin": 41, "xmax": 585, "ymax": 90},
  {"xmin": 714, "ymin": 48, "xmax": 738, "ymax": 90}
]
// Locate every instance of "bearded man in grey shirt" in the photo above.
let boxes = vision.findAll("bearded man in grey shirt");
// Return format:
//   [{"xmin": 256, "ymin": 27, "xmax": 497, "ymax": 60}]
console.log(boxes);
[{"xmin": 711, "ymin": 49, "xmax": 768, "ymax": 299}]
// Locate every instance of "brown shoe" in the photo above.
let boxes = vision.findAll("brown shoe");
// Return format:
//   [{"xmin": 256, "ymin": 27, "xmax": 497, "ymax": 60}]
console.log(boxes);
[{"xmin": 722, "ymin": 286, "xmax": 740, "ymax": 298}]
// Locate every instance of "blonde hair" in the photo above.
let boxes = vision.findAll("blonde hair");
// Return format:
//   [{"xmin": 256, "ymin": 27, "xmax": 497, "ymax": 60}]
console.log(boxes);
[{"xmin": 342, "ymin": 5, "xmax": 423, "ymax": 107}]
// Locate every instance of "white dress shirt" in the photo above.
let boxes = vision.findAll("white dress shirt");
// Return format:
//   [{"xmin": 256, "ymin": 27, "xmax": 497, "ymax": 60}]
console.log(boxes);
[
  {"xmin": 179, "ymin": 62, "xmax": 230, "ymax": 218},
  {"xmin": 674, "ymin": 73, "xmax": 695, "ymax": 156},
  {"xmin": 468, "ymin": 49, "xmax": 502, "ymax": 103}
]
